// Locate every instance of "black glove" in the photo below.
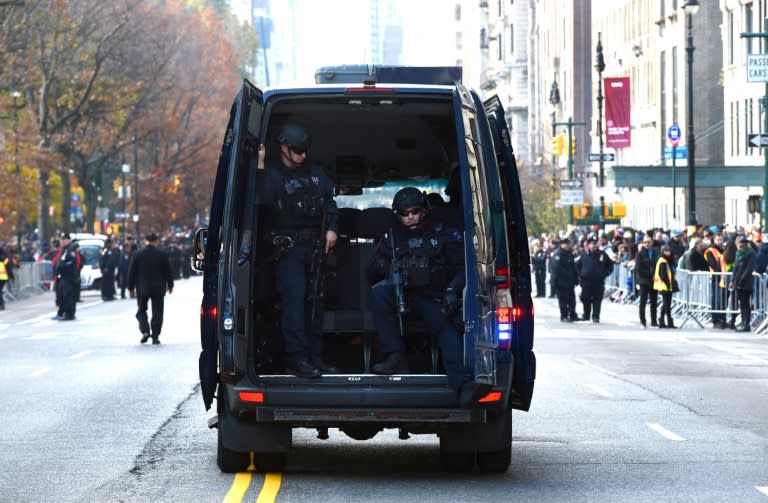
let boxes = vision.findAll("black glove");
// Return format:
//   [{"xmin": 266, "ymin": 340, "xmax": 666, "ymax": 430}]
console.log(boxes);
[
  {"xmin": 237, "ymin": 244, "xmax": 250, "ymax": 267},
  {"xmin": 441, "ymin": 288, "xmax": 459, "ymax": 315}
]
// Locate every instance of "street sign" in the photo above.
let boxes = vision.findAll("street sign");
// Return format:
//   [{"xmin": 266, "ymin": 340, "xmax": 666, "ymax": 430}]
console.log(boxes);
[
  {"xmin": 667, "ymin": 124, "xmax": 681, "ymax": 146},
  {"xmin": 748, "ymin": 133, "xmax": 768, "ymax": 148},
  {"xmin": 747, "ymin": 54, "xmax": 768, "ymax": 82},
  {"xmin": 588, "ymin": 153, "xmax": 615, "ymax": 162},
  {"xmin": 575, "ymin": 172, "xmax": 598, "ymax": 179},
  {"xmin": 664, "ymin": 145, "xmax": 687, "ymax": 160},
  {"xmin": 559, "ymin": 189, "xmax": 584, "ymax": 205},
  {"xmin": 559, "ymin": 179, "xmax": 583, "ymax": 189},
  {"xmin": 115, "ymin": 212, "xmax": 130, "ymax": 219}
]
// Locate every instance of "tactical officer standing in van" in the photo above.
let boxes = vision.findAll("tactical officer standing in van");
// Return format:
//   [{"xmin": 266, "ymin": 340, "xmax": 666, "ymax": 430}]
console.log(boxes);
[
  {"xmin": 253, "ymin": 122, "xmax": 339, "ymax": 378},
  {"xmin": 367, "ymin": 188, "xmax": 482, "ymax": 405}
]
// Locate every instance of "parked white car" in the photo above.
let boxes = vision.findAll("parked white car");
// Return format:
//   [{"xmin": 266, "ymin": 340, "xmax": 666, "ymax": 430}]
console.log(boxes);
[{"xmin": 73, "ymin": 234, "xmax": 106, "ymax": 290}]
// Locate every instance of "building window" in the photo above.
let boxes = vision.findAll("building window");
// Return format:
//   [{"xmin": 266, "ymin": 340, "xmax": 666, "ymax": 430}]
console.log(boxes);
[
  {"xmin": 736, "ymin": 101, "xmax": 741, "ymax": 157},
  {"xmin": 509, "ymin": 24, "xmax": 514, "ymax": 56},
  {"xmin": 745, "ymin": 3, "xmax": 754, "ymax": 55},
  {"xmin": 497, "ymin": 34, "xmax": 503, "ymax": 61},
  {"xmin": 455, "ymin": 3, "xmax": 461, "ymax": 21},
  {"xmin": 498, "ymin": 0, "xmax": 502, "ymax": 17},
  {"xmin": 672, "ymin": 47, "xmax": 678, "ymax": 123},
  {"xmin": 727, "ymin": 10, "xmax": 734, "ymax": 66},
  {"xmin": 749, "ymin": 98, "xmax": 755, "ymax": 155},
  {"xmin": 730, "ymin": 102, "xmax": 735, "ymax": 157},
  {"xmin": 456, "ymin": 32, "xmax": 463, "ymax": 50}
]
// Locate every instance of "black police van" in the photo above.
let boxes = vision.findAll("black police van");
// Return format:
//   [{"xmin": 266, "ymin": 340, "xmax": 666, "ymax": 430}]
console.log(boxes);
[{"xmin": 192, "ymin": 65, "xmax": 535, "ymax": 473}]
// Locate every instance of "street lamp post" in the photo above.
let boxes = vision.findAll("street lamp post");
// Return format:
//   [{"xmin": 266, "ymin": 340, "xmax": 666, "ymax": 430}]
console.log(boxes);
[
  {"xmin": 11, "ymin": 90, "xmax": 21, "ymax": 248},
  {"xmin": 549, "ymin": 77, "xmax": 561, "ymax": 186},
  {"xmin": 684, "ymin": 0, "xmax": 700, "ymax": 229},
  {"xmin": 595, "ymin": 32, "xmax": 607, "ymax": 232}
]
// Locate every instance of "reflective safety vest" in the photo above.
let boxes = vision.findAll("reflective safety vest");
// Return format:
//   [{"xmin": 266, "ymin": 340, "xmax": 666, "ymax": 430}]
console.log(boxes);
[
  {"xmin": 719, "ymin": 254, "xmax": 734, "ymax": 288},
  {"xmin": 0, "ymin": 258, "xmax": 8, "ymax": 281},
  {"xmin": 703, "ymin": 246, "xmax": 722, "ymax": 272},
  {"xmin": 653, "ymin": 256, "xmax": 673, "ymax": 292}
]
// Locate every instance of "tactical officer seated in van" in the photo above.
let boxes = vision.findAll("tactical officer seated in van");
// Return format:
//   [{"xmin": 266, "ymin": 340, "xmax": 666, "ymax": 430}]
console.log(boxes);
[
  {"xmin": 367, "ymin": 188, "xmax": 484, "ymax": 405},
  {"xmin": 252, "ymin": 122, "xmax": 339, "ymax": 378}
]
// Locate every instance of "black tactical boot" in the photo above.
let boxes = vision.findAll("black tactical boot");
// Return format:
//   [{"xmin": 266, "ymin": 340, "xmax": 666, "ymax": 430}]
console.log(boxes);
[{"xmin": 372, "ymin": 353, "xmax": 408, "ymax": 375}]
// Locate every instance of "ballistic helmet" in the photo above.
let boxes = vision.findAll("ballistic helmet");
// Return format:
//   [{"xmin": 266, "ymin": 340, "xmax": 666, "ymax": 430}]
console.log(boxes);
[
  {"xmin": 392, "ymin": 187, "xmax": 427, "ymax": 211},
  {"xmin": 277, "ymin": 122, "xmax": 311, "ymax": 153}
]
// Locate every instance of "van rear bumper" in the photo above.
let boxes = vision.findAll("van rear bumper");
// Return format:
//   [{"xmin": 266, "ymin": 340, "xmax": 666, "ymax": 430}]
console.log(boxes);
[{"xmin": 223, "ymin": 374, "xmax": 502, "ymax": 422}]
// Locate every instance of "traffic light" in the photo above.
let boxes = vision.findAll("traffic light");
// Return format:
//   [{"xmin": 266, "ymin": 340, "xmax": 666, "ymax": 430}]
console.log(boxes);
[
  {"xmin": 602, "ymin": 202, "xmax": 627, "ymax": 218},
  {"xmin": 572, "ymin": 204, "xmax": 593, "ymax": 220},
  {"xmin": 552, "ymin": 134, "xmax": 563, "ymax": 157},
  {"xmin": 569, "ymin": 135, "xmax": 576, "ymax": 156}
]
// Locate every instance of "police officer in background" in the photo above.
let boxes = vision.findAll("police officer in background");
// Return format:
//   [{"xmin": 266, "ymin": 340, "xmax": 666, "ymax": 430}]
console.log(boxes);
[
  {"xmin": 550, "ymin": 238, "xmax": 579, "ymax": 322},
  {"xmin": 53, "ymin": 233, "xmax": 80, "ymax": 320},
  {"xmin": 575, "ymin": 237, "xmax": 614, "ymax": 323},
  {"xmin": 252, "ymin": 122, "xmax": 339, "ymax": 378},
  {"xmin": 367, "ymin": 188, "xmax": 484, "ymax": 406},
  {"xmin": 99, "ymin": 238, "xmax": 120, "ymax": 301}
]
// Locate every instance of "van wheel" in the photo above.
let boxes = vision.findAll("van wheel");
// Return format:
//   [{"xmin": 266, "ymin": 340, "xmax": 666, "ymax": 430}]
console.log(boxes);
[
  {"xmin": 477, "ymin": 445, "xmax": 511, "ymax": 473},
  {"xmin": 254, "ymin": 452, "xmax": 287, "ymax": 473},
  {"xmin": 439, "ymin": 450, "xmax": 475, "ymax": 473},
  {"xmin": 217, "ymin": 423, "xmax": 251, "ymax": 473}
]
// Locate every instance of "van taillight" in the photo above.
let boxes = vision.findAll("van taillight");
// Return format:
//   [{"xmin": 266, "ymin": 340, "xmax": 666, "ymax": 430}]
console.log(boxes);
[
  {"xmin": 239, "ymin": 391, "xmax": 264, "ymax": 403},
  {"xmin": 497, "ymin": 306, "xmax": 512, "ymax": 350},
  {"xmin": 200, "ymin": 305, "xmax": 217, "ymax": 319}
]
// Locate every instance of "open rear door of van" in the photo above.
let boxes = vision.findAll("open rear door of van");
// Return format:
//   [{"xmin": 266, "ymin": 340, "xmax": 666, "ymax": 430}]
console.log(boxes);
[
  {"xmin": 200, "ymin": 80, "xmax": 263, "ymax": 410},
  {"xmin": 452, "ymin": 84, "xmax": 498, "ymax": 387},
  {"xmin": 482, "ymin": 95, "xmax": 536, "ymax": 411}
]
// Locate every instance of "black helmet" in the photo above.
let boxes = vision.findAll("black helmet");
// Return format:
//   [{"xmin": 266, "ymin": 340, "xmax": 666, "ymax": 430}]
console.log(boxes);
[
  {"xmin": 392, "ymin": 187, "xmax": 427, "ymax": 211},
  {"xmin": 277, "ymin": 122, "xmax": 311, "ymax": 153}
]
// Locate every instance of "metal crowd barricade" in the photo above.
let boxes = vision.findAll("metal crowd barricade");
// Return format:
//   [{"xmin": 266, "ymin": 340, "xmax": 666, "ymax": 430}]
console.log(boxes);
[
  {"xmin": 603, "ymin": 262, "xmax": 637, "ymax": 305},
  {"xmin": 2, "ymin": 260, "xmax": 53, "ymax": 304}
]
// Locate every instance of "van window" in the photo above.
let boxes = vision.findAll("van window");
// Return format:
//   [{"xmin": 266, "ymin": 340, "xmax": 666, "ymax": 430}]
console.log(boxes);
[{"xmin": 335, "ymin": 180, "xmax": 449, "ymax": 209}]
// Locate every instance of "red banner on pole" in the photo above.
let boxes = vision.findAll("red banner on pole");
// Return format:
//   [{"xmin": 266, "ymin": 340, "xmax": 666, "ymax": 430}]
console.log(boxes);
[{"xmin": 604, "ymin": 77, "xmax": 631, "ymax": 149}]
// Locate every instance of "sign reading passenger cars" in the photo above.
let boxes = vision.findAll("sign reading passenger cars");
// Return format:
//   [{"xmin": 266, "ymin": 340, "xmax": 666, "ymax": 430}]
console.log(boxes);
[{"xmin": 747, "ymin": 54, "xmax": 768, "ymax": 82}]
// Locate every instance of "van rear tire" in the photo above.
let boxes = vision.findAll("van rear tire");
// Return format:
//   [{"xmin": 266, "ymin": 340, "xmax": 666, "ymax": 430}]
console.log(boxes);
[
  {"xmin": 477, "ymin": 445, "xmax": 511, "ymax": 473},
  {"xmin": 217, "ymin": 423, "xmax": 252, "ymax": 473},
  {"xmin": 439, "ymin": 450, "xmax": 475, "ymax": 473},
  {"xmin": 254, "ymin": 452, "xmax": 287, "ymax": 473}
]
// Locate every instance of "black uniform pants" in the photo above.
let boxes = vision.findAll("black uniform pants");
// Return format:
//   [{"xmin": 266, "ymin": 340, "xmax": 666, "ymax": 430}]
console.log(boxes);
[
  {"xmin": 274, "ymin": 242, "xmax": 323, "ymax": 362},
  {"xmin": 58, "ymin": 278, "xmax": 77, "ymax": 319},
  {"xmin": 580, "ymin": 280, "xmax": 605, "ymax": 320},
  {"xmin": 737, "ymin": 289, "xmax": 752, "ymax": 329},
  {"xmin": 556, "ymin": 285, "xmax": 576, "ymax": 320},
  {"xmin": 136, "ymin": 293, "xmax": 164, "ymax": 337},
  {"xmin": 638, "ymin": 284, "xmax": 657, "ymax": 325},
  {"xmin": 371, "ymin": 283, "xmax": 467, "ymax": 391},
  {"xmin": 534, "ymin": 270, "xmax": 546, "ymax": 297}
]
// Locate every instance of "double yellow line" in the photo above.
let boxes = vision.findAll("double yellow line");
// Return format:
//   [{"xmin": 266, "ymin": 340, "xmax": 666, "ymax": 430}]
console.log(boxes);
[{"xmin": 223, "ymin": 457, "xmax": 282, "ymax": 503}]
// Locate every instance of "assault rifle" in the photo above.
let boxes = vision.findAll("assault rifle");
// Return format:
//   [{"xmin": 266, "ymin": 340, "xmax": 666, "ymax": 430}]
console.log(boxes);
[
  {"xmin": 388, "ymin": 229, "xmax": 407, "ymax": 337},
  {"xmin": 309, "ymin": 207, "xmax": 328, "ymax": 326}
]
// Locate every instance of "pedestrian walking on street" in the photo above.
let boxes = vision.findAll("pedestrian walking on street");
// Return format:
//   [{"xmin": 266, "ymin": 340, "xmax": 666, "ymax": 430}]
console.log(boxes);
[
  {"xmin": 551, "ymin": 238, "xmax": 579, "ymax": 322},
  {"xmin": 575, "ymin": 237, "xmax": 614, "ymax": 323},
  {"xmin": 127, "ymin": 232, "xmax": 174, "ymax": 344},
  {"xmin": 653, "ymin": 245, "xmax": 678, "ymax": 329},
  {"xmin": 729, "ymin": 237, "xmax": 757, "ymax": 332}
]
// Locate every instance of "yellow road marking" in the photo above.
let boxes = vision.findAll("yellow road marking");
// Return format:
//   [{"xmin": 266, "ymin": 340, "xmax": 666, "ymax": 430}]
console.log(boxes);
[
  {"xmin": 222, "ymin": 472, "xmax": 252, "ymax": 503},
  {"xmin": 256, "ymin": 473, "xmax": 282, "ymax": 503}
]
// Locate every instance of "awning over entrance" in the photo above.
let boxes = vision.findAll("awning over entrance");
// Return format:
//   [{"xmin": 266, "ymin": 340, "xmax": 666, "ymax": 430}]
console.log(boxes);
[{"xmin": 610, "ymin": 165, "xmax": 764, "ymax": 188}]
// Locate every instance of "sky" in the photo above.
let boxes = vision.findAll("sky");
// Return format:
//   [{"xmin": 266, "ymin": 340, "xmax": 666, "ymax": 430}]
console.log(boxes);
[{"xmin": 231, "ymin": 0, "xmax": 456, "ymax": 86}]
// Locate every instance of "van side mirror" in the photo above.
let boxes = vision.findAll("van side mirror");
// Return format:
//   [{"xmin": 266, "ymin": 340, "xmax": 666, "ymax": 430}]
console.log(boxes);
[{"xmin": 192, "ymin": 227, "xmax": 208, "ymax": 272}]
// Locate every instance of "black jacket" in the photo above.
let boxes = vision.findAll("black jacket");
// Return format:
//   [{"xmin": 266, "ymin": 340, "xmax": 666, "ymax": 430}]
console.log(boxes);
[
  {"xmin": 366, "ymin": 216, "xmax": 464, "ymax": 298},
  {"xmin": 732, "ymin": 248, "xmax": 757, "ymax": 292},
  {"xmin": 127, "ymin": 244, "xmax": 174, "ymax": 297},
  {"xmin": 550, "ymin": 246, "xmax": 578, "ymax": 288},
  {"xmin": 575, "ymin": 249, "xmax": 613, "ymax": 282},
  {"xmin": 634, "ymin": 246, "xmax": 657, "ymax": 288}
]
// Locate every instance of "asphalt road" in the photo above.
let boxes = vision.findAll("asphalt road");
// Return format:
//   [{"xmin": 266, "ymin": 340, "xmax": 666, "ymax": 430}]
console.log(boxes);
[{"xmin": 1, "ymin": 279, "xmax": 767, "ymax": 502}]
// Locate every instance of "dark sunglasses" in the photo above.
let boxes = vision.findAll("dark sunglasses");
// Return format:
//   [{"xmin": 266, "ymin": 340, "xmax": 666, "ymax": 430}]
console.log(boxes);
[
  {"xmin": 397, "ymin": 207, "xmax": 423, "ymax": 217},
  {"xmin": 289, "ymin": 147, "xmax": 307, "ymax": 155}
]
